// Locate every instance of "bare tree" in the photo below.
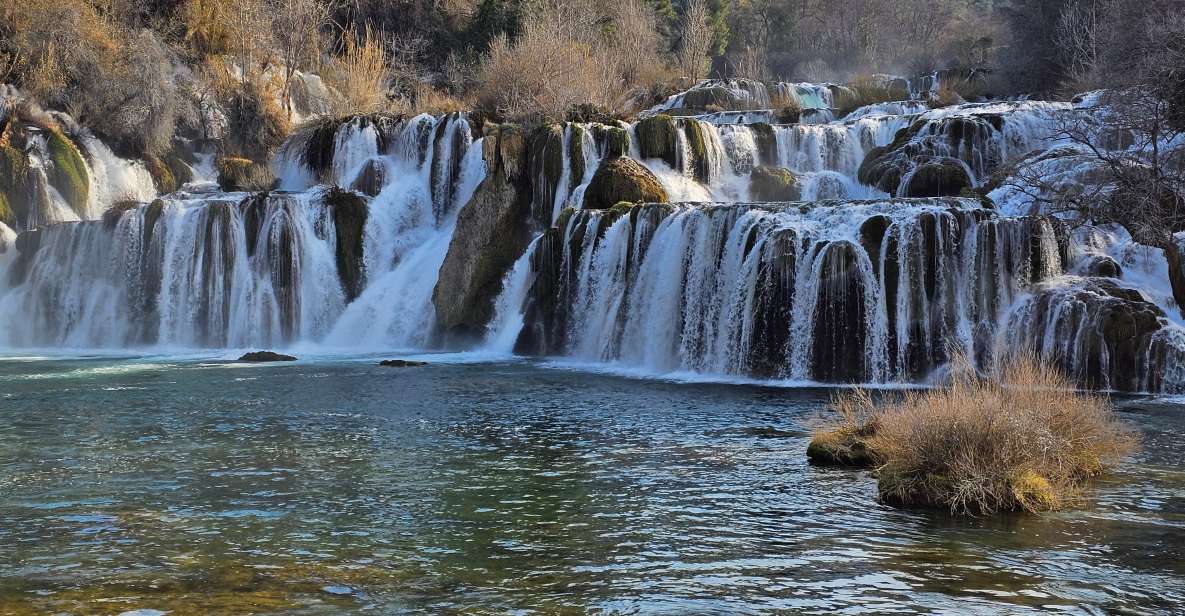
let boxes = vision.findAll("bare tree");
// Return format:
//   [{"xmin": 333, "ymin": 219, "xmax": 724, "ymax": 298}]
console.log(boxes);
[
  {"xmin": 1054, "ymin": 0, "xmax": 1120, "ymax": 92},
  {"xmin": 273, "ymin": 0, "xmax": 334, "ymax": 121},
  {"xmin": 677, "ymin": 0, "xmax": 713, "ymax": 81},
  {"xmin": 1007, "ymin": 90, "xmax": 1185, "ymax": 316}
]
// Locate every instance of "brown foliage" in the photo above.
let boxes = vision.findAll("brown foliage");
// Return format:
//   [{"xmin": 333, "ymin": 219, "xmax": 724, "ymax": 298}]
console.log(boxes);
[{"xmin": 812, "ymin": 354, "xmax": 1137, "ymax": 514}]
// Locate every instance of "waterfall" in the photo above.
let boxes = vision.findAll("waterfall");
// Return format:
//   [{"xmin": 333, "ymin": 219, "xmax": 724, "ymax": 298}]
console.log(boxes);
[
  {"xmin": 511, "ymin": 199, "xmax": 1094, "ymax": 384},
  {"xmin": 3, "ymin": 81, "xmax": 1183, "ymax": 392}
]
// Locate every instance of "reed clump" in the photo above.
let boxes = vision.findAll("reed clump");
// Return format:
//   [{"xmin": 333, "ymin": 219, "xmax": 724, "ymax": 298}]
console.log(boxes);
[{"xmin": 808, "ymin": 355, "xmax": 1137, "ymax": 514}]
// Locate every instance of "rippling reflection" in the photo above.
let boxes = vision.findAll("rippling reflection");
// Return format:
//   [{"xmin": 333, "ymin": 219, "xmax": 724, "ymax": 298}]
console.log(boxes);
[{"xmin": 0, "ymin": 356, "xmax": 1182, "ymax": 614}]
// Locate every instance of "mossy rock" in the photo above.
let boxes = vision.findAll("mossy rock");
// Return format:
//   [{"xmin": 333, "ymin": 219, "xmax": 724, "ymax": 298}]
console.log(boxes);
[
  {"xmin": 599, "ymin": 126, "xmax": 630, "ymax": 159},
  {"xmin": 45, "ymin": 129, "xmax": 90, "ymax": 217},
  {"xmin": 145, "ymin": 155, "xmax": 176, "ymax": 194},
  {"xmin": 324, "ymin": 187, "xmax": 368, "ymax": 302},
  {"xmin": 103, "ymin": 200, "xmax": 142, "ymax": 230},
  {"xmin": 749, "ymin": 165, "xmax": 802, "ymax": 201},
  {"xmin": 583, "ymin": 157, "xmax": 669, "ymax": 211},
  {"xmin": 901, "ymin": 159, "xmax": 971, "ymax": 198},
  {"xmin": 217, "ymin": 157, "xmax": 275, "ymax": 192},
  {"xmin": 0, "ymin": 143, "xmax": 30, "ymax": 227},
  {"xmin": 806, "ymin": 424, "xmax": 879, "ymax": 467},
  {"xmin": 680, "ymin": 87, "xmax": 735, "ymax": 110},
  {"xmin": 0, "ymin": 190, "xmax": 13, "ymax": 228},
  {"xmin": 634, "ymin": 114, "xmax": 679, "ymax": 168},
  {"xmin": 567, "ymin": 125, "xmax": 587, "ymax": 186},
  {"xmin": 750, "ymin": 123, "xmax": 778, "ymax": 166},
  {"xmin": 683, "ymin": 119, "xmax": 711, "ymax": 182}
]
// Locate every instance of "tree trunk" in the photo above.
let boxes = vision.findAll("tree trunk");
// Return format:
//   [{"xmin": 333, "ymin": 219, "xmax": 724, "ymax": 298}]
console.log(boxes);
[{"xmin": 1163, "ymin": 242, "xmax": 1185, "ymax": 319}]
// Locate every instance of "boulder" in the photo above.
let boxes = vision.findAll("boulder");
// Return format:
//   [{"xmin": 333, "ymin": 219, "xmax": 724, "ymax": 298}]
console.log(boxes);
[
  {"xmin": 45, "ymin": 128, "xmax": 89, "ymax": 217},
  {"xmin": 379, "ymin": 359, "xmax": 428, "ymax": 367},
  {"xmin": 238, "ymin": 351, "xmax": 297, "ymax": 362},
  {"xmin": 749, "ymin": 166, "xmax": 802, "ymax": 201},
  {"xmin": 901, "ymin": 158, "xmax": 972, "ymax": 198},
  {"xmin": 1084, "ymin": 255, "xmax": 1123, "ymax": 278},
  {"xmin": 583, "ymin": 157, "xmax": 668, "ymax": 211},
  {"xmin": 432, "ymin": 124, "xmax": 533, "ymax": 343}
]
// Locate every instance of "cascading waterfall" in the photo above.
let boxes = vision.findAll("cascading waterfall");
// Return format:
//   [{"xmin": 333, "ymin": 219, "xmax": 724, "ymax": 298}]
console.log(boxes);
[
  {"xmin": 0, "ymin": 113, "xmax": 485, "ymax": 350},
  {"xmin": 509, "ymin": 199, "xmax": 1106, "ymax": 384},
  {"xmin": 3, "ymin": 78, "xmax": 1183, "ymax": 392}
]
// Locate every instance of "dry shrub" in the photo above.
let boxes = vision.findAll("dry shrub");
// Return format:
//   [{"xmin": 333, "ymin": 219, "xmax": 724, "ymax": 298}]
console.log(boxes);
[
  {"xmin": 842, "ymin": 75, "xmax": 906, "ymax": 112},
  {"xmin": 476, "ymin": 0, "xmax": 670, "ymax": 122},
  {"xmin": 203, "ymin": 60, "xmax": 290, "ymax": 160},
  {"xmin": 812, "ymin": 354, "xmax": 1137, "ymax": 515},
  {"xmin": 325, "ymin": 25, "xmax": 390, "ymax": 116}
]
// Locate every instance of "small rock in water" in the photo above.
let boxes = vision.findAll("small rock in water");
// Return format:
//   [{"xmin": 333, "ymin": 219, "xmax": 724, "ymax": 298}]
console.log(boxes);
[
  {"xmin": 237, "ymin": 351, "xmax": 297, "ymax": 362},
  {"xmin": 117, "ymin": 610, "xmax": 170, "ymax": 616},
  {"xmin": 378, "ymin": 359, "xmax": 428, "ymax": 368},
  {"xmin": 322, "ymin": 585, "xmax": 353, "ymax": 596}
]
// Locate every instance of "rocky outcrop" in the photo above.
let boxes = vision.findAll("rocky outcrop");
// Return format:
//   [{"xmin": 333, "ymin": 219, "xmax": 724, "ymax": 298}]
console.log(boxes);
[
  {"xmin": 901, "ymin": 158, "xmax": 972, "ymax": 197},
  {"xmin": 432, "ymin": 124, "xmax": 533, "ymax": 343},
  {"xmin": 324, "ymin": 187, "xmax": 368, "ymax": 302},
  {"xmin": 749, "ymin": 166, "xmax": 802, "ymax": 201},
  {"xmin": 582, "ymin": 157, "xmax": 668, "ymax": 211},
  {"xmin": 1002, "ymin": 278, "xmax": 1179, "ymax": 392},
  {"xmin": 350, "ymin": 159, "xmax": 386, "ymax": 196},
  {"xmin": 634, "ymin": 114, "xmax": 679, "ymax": 169}
]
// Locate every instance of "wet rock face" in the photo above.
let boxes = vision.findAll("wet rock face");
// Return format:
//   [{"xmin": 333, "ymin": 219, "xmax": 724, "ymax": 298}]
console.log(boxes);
[
  {"xmin": 324, "ymin": 188, "xmax": 368, "ymax": 302},
  {"xmin": 238, "ymin": 351, "xmax": 297, "ymax": 362},
  {"xmin": 349, "ymin": 159, "xmax": 386, "ymax": 197},
  {"xmin": 1003, "ymin": 278, "xmax": 1173, "ymax": 392},
  {"xmin": 901, "ymin": 158, "xmax": 972, "ymax": 198},
  {"xmin": 634, "ymin": 114, "xmax": 679, "ymax": 169},
  {"xmin": 812, "ymin": 241, "xmax": 869, "ymax": 383},
  {"xmin": 583, "ymin": 157, "xmax": 668, "ymax": 211},
  {"xmin": 433, "ymin": 124, "xmax": 534, "ymax": 343},
  {"xmin": 749, "ymin": 166, "xmax": 802, "ymax": 202}
]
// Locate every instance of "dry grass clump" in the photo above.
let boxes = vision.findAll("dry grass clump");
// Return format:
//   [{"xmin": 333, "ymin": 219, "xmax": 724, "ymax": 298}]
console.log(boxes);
[
  {"xmin": 325, "ymin": 26, "xmax": 391, "ymax": 117},
  {"xmin": 809, "ymin": 355, "xmax": 1137, "ymax": 514}
]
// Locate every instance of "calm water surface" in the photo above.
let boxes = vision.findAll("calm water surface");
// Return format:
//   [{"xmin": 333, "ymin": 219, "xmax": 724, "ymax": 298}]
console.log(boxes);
[{"xmin": 1, "ymin": 354, "xmax": 1183, "ymax": 614}]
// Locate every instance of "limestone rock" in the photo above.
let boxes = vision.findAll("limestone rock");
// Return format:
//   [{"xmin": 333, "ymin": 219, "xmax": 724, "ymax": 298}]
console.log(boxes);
[
  {"xmin": 749, "ymin": 166, "xmax": 802, "ymax": 201},
  {"xmin": 583, "ymin": 157, "xmax": 668, "ymax": 211},
  {"xmin": 432, "ymin": 124, "xmax": 533, "ymax": 343}
]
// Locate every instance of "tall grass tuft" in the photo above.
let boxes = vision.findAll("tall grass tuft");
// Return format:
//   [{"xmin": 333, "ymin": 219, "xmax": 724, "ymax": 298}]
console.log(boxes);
[{"xmin": 809, "ymin": 354, "xmax": 1137, "ymax": 514}]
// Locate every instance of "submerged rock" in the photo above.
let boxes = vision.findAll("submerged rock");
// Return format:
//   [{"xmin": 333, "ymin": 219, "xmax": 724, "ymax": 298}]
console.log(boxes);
[
  {"xmin": 238, "ymin": 351, "xmax": 297, "ymax": 362},
  {"xmin": 378, "ymin": 359, "xmax": 428, "ymax": 367},
  {"xmin": 583, "ymin": 157, "xmax": 668, "ymax": 210},
  {"xmin": 433, "ymin": 124, "xmax": 533, "ymax": 342},
  {"xmin": 749, "ymin": 165, "xmax": 802, "ymax": 201}
]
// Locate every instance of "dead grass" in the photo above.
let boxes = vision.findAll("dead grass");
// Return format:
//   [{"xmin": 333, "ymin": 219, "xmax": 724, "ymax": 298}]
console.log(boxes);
[
  {"xmin": 809, "ymin": 354, "xmax": 1137, "ymax": 514},
  {"xmin": 325, "ymin": 25, "xmax": 390, "ymax": 117}
]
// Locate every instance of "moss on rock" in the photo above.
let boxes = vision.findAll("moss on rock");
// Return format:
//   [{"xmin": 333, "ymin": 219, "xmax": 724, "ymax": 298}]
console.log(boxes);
[
  {"xmin": 145, "ymin": 155, "xmax": 176, "ymax": 195},
  {"xmin": 583, "ymin": 157, "xmax": 669, "ymax": 211},
  {"xmin": 45, "ymin": 129, "xmax": 90, "ymax": 217},
  {"xmin": 683, "ymin": 119, "xmax": 711, "ymax": 182},
  {"xmin": 634, "ymin": 114, "xmax": 679, "ymax": 168},
  {"xmin": 749, "ymin": 165, "xmax": 802, "ymax": 201},
  {"xmin": 807, "ymin": 422, "xmax": 880, "ymax": 467}
]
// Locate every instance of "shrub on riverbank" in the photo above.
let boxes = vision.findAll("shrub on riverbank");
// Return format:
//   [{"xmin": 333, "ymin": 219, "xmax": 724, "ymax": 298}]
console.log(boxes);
[{"xmin": 808, "ymin": 355, "xmax": 1137, "ymax": 514}]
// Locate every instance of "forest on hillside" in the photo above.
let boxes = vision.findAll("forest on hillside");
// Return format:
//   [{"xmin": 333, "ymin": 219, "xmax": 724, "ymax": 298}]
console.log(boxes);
[{"xmin": 2, "ymin": 0, "xmax": 1181, "ymax": 166}]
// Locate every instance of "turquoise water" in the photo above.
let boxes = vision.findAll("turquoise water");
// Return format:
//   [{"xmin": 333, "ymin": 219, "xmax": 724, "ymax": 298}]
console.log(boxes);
[{"xmin": 1, "ymin": 354, "xmax": 1183, "ymax": 614}]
